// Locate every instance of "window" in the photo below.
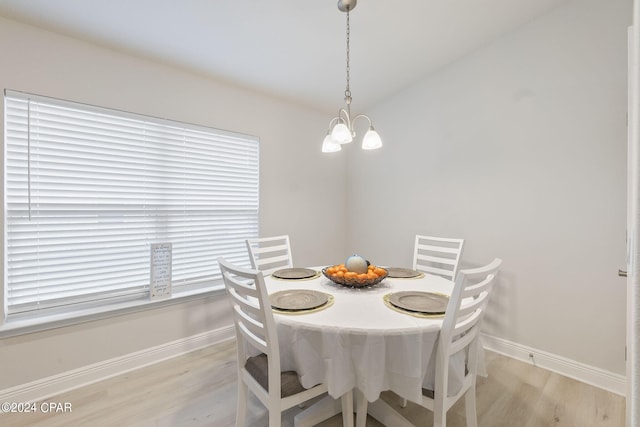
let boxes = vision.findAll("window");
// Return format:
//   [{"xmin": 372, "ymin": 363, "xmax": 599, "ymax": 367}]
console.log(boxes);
[{"xmin": 4, "ymin": 90, "xmax": 259, "ymax": 322}]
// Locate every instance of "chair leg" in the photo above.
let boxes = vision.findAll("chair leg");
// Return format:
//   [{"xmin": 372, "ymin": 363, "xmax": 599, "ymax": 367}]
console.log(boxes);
[
  {"xmin": 355, "ymin": 390, "xmax": 368, "ymax": 427},
  {"xmin": 268, "ymin": 407, "xmax": 281, "ymax": 427},
  {"xmin": 236, "ymin": 381, "xmax": 249, "ymax": 427},
  {"xmin": 341, "ymin": 390, "xmax": 354, "ymax": 427},
  {"xmin": 294, "ymin": 395, "xmax": 343, "ymax": 427},
  {"xmin": 465, "ymin": 388, "xmax": 478, "ymax": 427},
  {"xmin": 433, "ymin": 405, "xmax": 446, "ymax": 427}
]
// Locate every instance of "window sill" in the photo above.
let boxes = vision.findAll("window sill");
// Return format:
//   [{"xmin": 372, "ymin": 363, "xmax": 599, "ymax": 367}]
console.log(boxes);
[{"xmin": 0, "ymin": 287, "xmax": 226, "ymax": 339}]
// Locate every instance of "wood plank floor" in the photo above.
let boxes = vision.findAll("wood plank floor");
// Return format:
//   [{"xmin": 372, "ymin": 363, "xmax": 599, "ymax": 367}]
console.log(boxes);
[{"xmin": 0, "ymin": 339, "xmax": 625, "ymax": 426}]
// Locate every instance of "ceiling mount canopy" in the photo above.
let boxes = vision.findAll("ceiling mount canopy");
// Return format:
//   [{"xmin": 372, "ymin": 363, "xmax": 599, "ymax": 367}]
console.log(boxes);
[
  {"xmin": 337, "ymin": 0, "xmax": 357, "ymax": 13},
  {"xmin": 322, "ymin": 0, "xmax": 383, "ymax": 153}
]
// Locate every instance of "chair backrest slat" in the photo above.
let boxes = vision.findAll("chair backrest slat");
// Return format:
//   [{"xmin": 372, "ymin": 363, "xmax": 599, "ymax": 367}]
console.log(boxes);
[
  {"xmin": 237, "ymin": 315, "xmax": 268, "ymax": 354},
  {"xmin": 251, "ymin": 243, "xmax": 289, "ymax": 255},
  {"xmin": 246, "ymin": 235, "xmax": 293, "ymax": 276},
  {"xmin": 450, "ymin": 309, "xmax": 482, "ymax": 344},
  {"xmin": 232, "ymin": 303, "xmax": 267, "ymax": 346},
  {"xmin": 413, "ymin": 235, "xmax": 464, "ymax": 281},
  {"xmin": 416, "ymin": 264, "xmax": 459, "ymax": 279},
  {"xmin": 416, "ymin": 244, "xmax": 461, "ymax": 256},
  {"xmin": 449, "ymin": 324, "xmax": 480, "ymax": 355},
  {"xmin": 254, "ymin": 254, "xmax": 291, "ymax": 269}
]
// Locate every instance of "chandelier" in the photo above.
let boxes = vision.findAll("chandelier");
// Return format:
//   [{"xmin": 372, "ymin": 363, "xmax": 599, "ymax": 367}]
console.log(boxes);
[{"xmin": 322, "ymin": 0, "xmax": 383, "ymax": 153}]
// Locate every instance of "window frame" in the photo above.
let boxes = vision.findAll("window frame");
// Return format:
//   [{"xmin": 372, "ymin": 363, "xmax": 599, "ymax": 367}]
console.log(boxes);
[{"xmin": 2, "ymin": 90, "xmax": 259, "ymax": 336}]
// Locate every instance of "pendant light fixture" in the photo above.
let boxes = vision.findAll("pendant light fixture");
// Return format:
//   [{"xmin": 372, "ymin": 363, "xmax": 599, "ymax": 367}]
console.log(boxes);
[{"xmin": 322, "ymin": 0, "xmax": 383, "ymax": 153}]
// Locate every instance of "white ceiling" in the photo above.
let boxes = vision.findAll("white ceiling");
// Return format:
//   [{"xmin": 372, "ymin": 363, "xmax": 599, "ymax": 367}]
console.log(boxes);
[{"xmin": 0, "ymin": 0, "xmax": 572, "ymax": 113}]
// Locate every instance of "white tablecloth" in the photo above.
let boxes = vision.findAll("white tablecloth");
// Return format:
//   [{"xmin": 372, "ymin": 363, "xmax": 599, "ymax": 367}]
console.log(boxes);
[{"xmin": 265, "ymin": 269, "xmax": 466, "ymax": 403}]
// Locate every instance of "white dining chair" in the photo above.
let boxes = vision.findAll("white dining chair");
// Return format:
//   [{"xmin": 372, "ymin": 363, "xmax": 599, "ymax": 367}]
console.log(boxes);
[
  {"xmin": 357, "ymin": 258, "xmax": 502, "ymax": 427},
  {"xmin": 413, "ymin": 234, "xmax": 465, "ymax": 281},
  {"xmin": 246, "ymin": 235, "xmax": 293, "ymax": 276},
  {"xmin": 218, "ymin": 257, "xmax": 353, "ymax": 427}
]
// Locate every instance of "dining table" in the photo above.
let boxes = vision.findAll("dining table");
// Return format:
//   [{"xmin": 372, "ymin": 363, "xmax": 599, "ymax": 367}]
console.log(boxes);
[{"xmin": 264, "ymin": 265, "xmax": 469, "ymax": 427}]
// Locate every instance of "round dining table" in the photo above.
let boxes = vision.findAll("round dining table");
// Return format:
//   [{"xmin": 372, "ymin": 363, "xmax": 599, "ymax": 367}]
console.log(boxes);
[{"xmin": 264, "ymin": 266, "xmax": 466, "ymax": 427}]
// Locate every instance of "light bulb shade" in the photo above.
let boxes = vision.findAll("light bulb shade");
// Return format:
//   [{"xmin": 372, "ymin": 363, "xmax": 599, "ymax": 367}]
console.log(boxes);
[
  {"xmin": 322, "ymin": 133, "xmax": 342, "ymax": 152},
  {"xmin": 330, "ymin": 122, "xmax": 353, "ymax": 144},
  {"xmin": 361, "ymin": 127, "xmax": 382, "ymax": 150}
]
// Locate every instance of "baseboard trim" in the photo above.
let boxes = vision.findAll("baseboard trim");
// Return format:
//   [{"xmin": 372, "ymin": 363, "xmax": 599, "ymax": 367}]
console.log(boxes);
[
  {"xmin": 0, "ymin": 326, "xmax": 235, "ymax": 403},
  {"xmin": 481, "ymin": 333, "xmax": 626, "ymax": 396},
  {"xmin": 2, "ymin": 329, "xmax": 624, "ymax": 403}
]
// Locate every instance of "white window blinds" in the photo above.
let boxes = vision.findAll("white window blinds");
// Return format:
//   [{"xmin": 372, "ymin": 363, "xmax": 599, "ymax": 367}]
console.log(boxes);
[{"xmin": 4, "ymin": 90, "xmax": 259, "ymax": 318}]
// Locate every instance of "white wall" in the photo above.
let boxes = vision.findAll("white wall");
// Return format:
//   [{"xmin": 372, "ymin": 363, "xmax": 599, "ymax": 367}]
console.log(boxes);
[
  {"xmin": 347, "ymin": 0, "xmax": 631, "ymax": 376},
  {"xmin": 0, "ymin": 16, "xmax": 348, "ymax": 389}
]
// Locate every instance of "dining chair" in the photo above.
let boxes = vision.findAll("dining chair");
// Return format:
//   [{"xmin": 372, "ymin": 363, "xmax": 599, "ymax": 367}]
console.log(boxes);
[
  {"xmin": 246, "ymin": 235, "xmax": 293, "ymax": 276},
  {"xmin": 357, "ymin": 258, "xmax": 502, "ymax": 427},
  {"xmin": 413, "ymin": 234, "xmax": 465, "ymax": 281},
  {"xmin": 218, "ymin": 257, "xmax": 353, "ymax": 427}
]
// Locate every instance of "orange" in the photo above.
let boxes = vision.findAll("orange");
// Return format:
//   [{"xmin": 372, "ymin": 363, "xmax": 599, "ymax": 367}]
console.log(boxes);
[{"xmin": 373, "ymin": 267, "xmax": 386, "ymax": 276}]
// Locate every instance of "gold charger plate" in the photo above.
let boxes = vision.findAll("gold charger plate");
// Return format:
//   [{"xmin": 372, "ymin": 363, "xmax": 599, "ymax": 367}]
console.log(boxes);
[
  {"xmin": 269, "ymin": 289, "xmax": 331, "ymax": 312},
  {"xmin": 383, "ymin": 291, "xmax": 449, "ymax": 318},
  {"xmin": 272, "ymin": 268, "xmax": 320, "ymax": 280},
  {"xmin": 385, "ymin": 267, "xmax": 424, "ymax": 279},
  {"xmin": 272, "ymin": 295, "xmax": 334, "ymax": 315},
  {"xmin": 383, "ymin": 295, "xmax": 444, "ymax": 318},
  {"xmin": 388, "ymin": 291, "xmax": 449, "ymax": 313}
]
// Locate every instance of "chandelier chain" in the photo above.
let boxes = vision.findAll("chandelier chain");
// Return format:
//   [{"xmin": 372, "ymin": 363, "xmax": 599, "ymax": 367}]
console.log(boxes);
[{"xmin": 344, "ymin": 9, "xmax": 351, "ymax": 104}]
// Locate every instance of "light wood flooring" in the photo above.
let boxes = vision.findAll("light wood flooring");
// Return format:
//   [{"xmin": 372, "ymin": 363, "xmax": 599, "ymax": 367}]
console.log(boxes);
[{"xmin": 0, "ymin": 339, "xmax": 625, "ymax": 426}]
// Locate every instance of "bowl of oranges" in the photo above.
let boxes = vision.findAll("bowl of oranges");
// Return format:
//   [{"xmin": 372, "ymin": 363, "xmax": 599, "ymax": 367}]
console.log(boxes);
[{"xmin": 322, "ymin": 257, "xmax": 388, "ymax": 288}]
